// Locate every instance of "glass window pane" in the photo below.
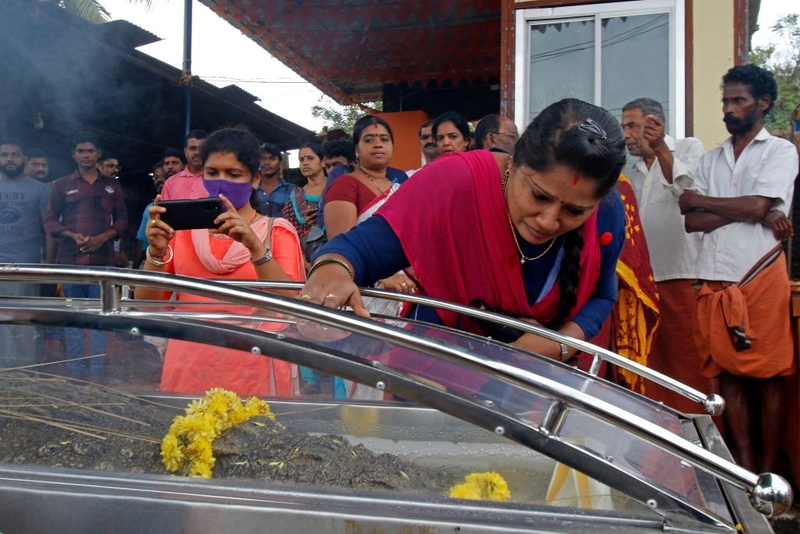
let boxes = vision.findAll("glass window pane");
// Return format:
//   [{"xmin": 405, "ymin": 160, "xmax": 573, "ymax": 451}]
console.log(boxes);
[
  {"xmin": 528, "ymin": 20, "xmax": 595, "ymax": 123},
  {"xmin": 601, "ymin": 14, "xmax": 670, "ymax": 122}
]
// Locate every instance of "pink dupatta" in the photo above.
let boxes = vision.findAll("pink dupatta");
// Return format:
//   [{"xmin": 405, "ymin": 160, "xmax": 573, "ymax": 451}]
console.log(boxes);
[{"xmin": 190, "ymin": 217, "xmax": 299, "ymax": 275}]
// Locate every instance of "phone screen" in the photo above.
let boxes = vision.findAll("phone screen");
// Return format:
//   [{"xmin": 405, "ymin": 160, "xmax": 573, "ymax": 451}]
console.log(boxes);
[{"xmin": 159, "ymin": 198, "xmax": 223, "ymax": 230}]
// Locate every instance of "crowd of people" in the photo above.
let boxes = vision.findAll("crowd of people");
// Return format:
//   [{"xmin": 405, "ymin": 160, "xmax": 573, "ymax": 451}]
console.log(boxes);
[{"xmin": 0, "ymin": 64, "xmax": 798, "ymax": 476}]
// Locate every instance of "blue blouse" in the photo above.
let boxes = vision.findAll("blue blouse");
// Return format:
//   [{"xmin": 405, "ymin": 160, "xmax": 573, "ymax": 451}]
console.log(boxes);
[{"xmin": 317, "ymin": 189, "xmax": 626, "ymax": 339}]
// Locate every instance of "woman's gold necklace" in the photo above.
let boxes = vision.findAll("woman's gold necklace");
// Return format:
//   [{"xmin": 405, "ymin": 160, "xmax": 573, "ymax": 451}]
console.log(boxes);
[
  {"xmin": 359, "ymin": 165, "xmax": 389, "ymax": 195},
  {"xmin": 502, "ymin": 168, "xmax": 555, "ymax": 264}
]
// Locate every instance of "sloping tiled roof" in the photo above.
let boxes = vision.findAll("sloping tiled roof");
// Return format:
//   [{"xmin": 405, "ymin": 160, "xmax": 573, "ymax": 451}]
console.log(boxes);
[{"xmin": 199, "ymin": 0, "xmax": 502, "ymax": 105}]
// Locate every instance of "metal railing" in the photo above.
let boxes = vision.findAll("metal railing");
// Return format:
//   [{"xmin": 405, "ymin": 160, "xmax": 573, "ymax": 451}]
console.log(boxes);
[{"xmin": 0, "ymin": 264, "xmax": 792, "ymax": 525}]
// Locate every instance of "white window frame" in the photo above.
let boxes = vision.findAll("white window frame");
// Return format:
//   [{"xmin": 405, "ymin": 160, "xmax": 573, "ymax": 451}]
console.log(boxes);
[{"xmin": 514, "ymin": 0, "xmax": 685, "ymax": 138}]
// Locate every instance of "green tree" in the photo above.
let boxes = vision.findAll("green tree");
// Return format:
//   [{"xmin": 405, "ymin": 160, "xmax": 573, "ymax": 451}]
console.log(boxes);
[
  {"xmin": 311, "ymin": 96, "xmax": 382, "ymax": 135},
  {"xmin": 749, "ymin": 14, "xmax": 800, "ymax": 133}
]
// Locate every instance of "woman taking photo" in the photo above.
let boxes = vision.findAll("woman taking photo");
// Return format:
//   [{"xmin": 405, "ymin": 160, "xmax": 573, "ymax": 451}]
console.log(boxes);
[
  {"xmin": 136, "ymin": 128, "xmax": 305, "ymax": 397},
  {"xmin": 302, "ymin": 98, "xmax": 627, "ymax": 363},
  {"xmin": 282, "ymin": 142, "xmax": 326, "ymax": 263},
  {"xmin": 433, "ymin": 111, "xmax": 471, "ymax": 155}
]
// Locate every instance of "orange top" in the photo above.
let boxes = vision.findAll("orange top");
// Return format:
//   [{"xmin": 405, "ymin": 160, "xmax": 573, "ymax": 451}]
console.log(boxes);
[
  {"xmin": 164, "ymin": 220, "xmax": 305, "ymax": 301},
  {"xmin": 160, "ymin": 219, "xmax": 306, "ymax": 397}
]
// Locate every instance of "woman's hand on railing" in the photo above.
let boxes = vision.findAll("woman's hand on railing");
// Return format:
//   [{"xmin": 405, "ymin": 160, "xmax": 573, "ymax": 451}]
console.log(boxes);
[{"xmin": 299, "ymin": 255, "xmax": 369, "ymax": 317}]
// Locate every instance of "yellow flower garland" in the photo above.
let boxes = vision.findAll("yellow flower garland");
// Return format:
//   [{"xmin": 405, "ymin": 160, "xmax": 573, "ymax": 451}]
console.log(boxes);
[
  {"xmin": 449, "ymin": 471, "xmax": 511, "ymax": 502},
  {"xmin": 161, "ymin": 388, "xmax": 276, "ymax": 478}
]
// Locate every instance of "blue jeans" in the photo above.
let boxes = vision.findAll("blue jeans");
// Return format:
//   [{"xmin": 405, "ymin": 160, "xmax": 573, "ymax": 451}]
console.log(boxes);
[{"xmin": 61, "ymin": 283, "xmax": 108, "ymax": 378}]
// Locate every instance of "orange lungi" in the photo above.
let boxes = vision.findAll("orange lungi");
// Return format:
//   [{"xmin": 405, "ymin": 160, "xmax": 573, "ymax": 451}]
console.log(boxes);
[
  {"xmin": 647, "ymin": 279, "xmax": 719, "ymax": 414},
  {"xmin": 694, "ymin": 249, "xmax": 794, "ymax": 379}
]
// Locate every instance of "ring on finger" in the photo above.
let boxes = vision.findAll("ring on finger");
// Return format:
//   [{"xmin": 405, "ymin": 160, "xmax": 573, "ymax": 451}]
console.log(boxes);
[
  {"xmin": 150, "ymin": 219, "xmax": 156, "ymax": 224},
  {"xmin": 299, "ymin": 294, "xmax": 313, "ymax": 300},
  {"xmin": 323, "ymin": 293, "xmax": 338, "ymax": 300}
]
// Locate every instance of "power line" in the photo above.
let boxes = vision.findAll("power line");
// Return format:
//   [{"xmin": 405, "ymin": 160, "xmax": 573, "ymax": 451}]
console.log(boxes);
[
  {"xmin": 529, "ymin": 14, "xmax": 669, "ymax": 65},
  {"xmin": 200, "ymin": 76, "xmax": 313, "ymax": 84}
]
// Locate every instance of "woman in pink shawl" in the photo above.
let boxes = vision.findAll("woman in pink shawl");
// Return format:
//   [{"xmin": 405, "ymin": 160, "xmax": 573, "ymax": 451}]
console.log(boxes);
[
  {"xmin": 136, "ymin": 128, "xmax": 305, "ymax": 397},
  {"xmin": 300, "ymin": 99, "xmax": 627, "ymax": 366}
]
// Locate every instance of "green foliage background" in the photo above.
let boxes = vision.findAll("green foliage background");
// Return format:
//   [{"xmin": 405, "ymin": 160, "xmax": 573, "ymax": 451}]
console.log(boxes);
[
  {"xmin": 749, "ymin": 14, "xmax": 800, "ymax": 134},
  {"xmin": 311, "ymin": 97, "xmax": 382, "ymax": 135}
]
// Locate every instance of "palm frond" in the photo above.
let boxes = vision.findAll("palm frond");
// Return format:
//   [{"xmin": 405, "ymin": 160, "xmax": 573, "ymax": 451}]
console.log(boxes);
[{"xmin": 58, "ymin": 0, "xmax": 111, "ymax": 23}]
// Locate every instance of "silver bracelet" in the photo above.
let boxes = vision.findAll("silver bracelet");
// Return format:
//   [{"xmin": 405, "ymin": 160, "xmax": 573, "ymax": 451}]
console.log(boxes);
[
  {"xmin": 559, "ymin": 342, "xmax": 570, "ymax": 362},
  {"xmin": 250, "ymin": 249, "xmax": 273, "ymax": 266}
]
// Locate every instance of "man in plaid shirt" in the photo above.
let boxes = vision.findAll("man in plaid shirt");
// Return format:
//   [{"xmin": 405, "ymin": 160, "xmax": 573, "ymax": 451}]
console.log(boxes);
[{"xmin": 44, "ymin": 131, "xmax": 127, "ymax": 380}]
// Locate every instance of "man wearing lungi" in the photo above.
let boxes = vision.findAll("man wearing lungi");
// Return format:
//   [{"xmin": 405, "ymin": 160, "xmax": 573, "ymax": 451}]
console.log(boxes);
[
  {"xmin": 679, "ymin": 64, "xmax": 798, "ymax": 473},
  {"xmin": 621, "ymin": 97, "xmax": 710, "ymax": 414}
]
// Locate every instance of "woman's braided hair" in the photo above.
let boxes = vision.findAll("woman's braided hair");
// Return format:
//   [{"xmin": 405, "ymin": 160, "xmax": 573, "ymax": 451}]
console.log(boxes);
[{"xmin": 513, "ymin": 99, "xmax": 626, "ymax": 327}]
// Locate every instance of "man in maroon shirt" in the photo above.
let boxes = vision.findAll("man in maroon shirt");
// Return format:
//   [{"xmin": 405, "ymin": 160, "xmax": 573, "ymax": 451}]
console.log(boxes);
[{"xmin": 44, "ymin": 131, "xmax": 128, "ymax": 380}]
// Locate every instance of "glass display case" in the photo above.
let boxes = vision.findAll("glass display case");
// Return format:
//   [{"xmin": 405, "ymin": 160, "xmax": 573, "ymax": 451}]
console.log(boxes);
[{"xmin": 0, "ymin": 264, "xmax": 791, "ymax": 533}]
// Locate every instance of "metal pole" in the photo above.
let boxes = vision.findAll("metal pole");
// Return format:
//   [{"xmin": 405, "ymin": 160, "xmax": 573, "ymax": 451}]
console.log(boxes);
[{"xmin": 181, "ymin": 0, "xmax": 193, "ymax": 141}]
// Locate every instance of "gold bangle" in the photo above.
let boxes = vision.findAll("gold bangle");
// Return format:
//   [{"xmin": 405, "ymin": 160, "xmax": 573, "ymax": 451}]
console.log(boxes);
[
  {"xmin": 308, "ymin": 257, "xmax": 354, "ymax": 280},
  {"xmin": 146, "ymin": 245, "xmax": 173, "ymax": 267}
]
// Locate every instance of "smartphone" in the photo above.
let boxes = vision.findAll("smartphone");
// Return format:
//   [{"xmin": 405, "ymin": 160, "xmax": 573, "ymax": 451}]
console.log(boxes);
[{"xmin": 158, "ymin": 198, "xmax": 223, "ymax": 230}]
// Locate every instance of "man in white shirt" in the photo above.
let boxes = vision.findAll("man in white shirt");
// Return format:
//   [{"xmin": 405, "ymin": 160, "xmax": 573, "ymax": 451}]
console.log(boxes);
[
  {"xmin": 621, "ymin": 97, "xmax": 710, "ymax": 415},
  {"xmin": 679, "ymin": 65, "xmax": 798, "ymax": 474},
  {"xmin": 406, "ymin": 120, "xmax": 439, "ymax": 177}
]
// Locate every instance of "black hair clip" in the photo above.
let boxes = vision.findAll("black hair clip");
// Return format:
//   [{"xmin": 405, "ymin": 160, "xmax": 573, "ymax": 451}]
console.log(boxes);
[{"xmin": 579, "ymin": 118, "xmax": 607, "ymax": 140}]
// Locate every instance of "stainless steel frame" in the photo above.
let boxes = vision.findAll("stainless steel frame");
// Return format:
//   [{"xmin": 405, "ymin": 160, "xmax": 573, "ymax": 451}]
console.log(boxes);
[{"xmin": 0, "ymin": 264, "xmax": 791, "ymax": 532}]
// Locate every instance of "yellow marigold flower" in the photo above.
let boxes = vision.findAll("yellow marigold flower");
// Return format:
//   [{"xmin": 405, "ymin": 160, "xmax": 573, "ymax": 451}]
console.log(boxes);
[
  {"xmin": 449, "ymin": 472, "xmax": 511, "ymax": 502},
  {"xmin": 187, "ymin": 438, "xmax": 214, "ymax": 464},
  {"xmin": 228, "ymin": 409, "xmax": 247, "ymax": 427},
  {"xmin": 184, "ymin": 399, "xmax": 204, "ymax": 416},
  {"xmin": 449, "ymin": 482, "xmax": 483, "ymax": 500},
  {"xmin": 194, "ymin": 413, "xmax": 220, "ymax": 439},
  {"xmin": 207, "ymin": 395, "xmax": 229, "ymax": 416},
  {"xmin": 189, "ymin": 461, "xmax": 213, "ymax": 479},
  {"xmin": 162, "ymin": 389, "xmax": 276, "ymax": 479},
  {"xmin": 246, "ymin": 396, "xmax": 275, "ymax": 419},
  {"xmin": 160, "ymin": 434, "xmax": 186, "ymax": 472}
]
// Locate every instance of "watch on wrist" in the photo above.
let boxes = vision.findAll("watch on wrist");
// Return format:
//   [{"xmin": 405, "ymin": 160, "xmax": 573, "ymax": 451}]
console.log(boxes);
[{"xmin": 251, "ymin": 249, "xmax": 273, "ymax": 266}]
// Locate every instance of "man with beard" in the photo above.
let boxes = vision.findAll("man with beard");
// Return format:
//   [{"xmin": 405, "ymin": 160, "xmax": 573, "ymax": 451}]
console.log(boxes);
[
  {"xmin": 0, "ymin": 140, "xmax": 51, "ymax": 367},
  {"xmin": 97, "ymin": 153, "xmax": 121, "ymax": 179},
  {"xmin": 45, "ymin": 131, "xmax": 128, "ymax": 380},
  {"xmin": 25, "ymin": 148, "xmax": 50, "ymax": 184},
  {"xmin": 152, "ymin": 161, "xmax": 167, "ymax": 192},
  {"xmin": 679, "ymin": 64, "xmax": 798, "ymax": 474},
  {"xmin": 162, "ymin": 147, "xmax": 185, "ymax": 180},
  {"xmin": 161, "ymin": 129, "xmax": 208, "ymax": 200},
  {"xmin": 406, "ymin": 120, "xmax": 439, "ymax": 177},
  {"xmin": 22, "ymin": 148, "xmax": 57, "ymax": 264}
]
